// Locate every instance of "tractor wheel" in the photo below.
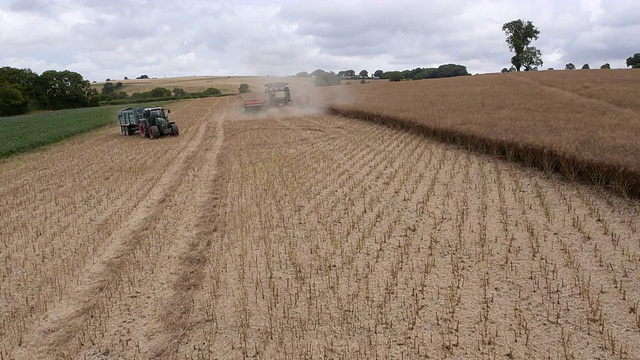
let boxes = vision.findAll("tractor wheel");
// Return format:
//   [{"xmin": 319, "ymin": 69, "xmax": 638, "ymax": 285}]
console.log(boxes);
[
  {"xmin": 149, "ymin": 125, "xmax": 160, "ymax": 139},
  {"xmin": 139, "ymin": 124, "xmax": 146, "ymax": 138},
  {"xmin": 171, "ymin": 123, "xmax": 179, "ymax": 136}
]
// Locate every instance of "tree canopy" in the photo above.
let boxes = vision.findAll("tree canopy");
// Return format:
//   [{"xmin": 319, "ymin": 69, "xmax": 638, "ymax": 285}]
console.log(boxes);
[
  {"xmin": 502, "ymin": 19, "xmax": 542, "ymax": 71},
  {"xmin": 627, "ymin": 53, "xmax": 640, "ymax": 68},
  {"xmin": 310, "ymin": 64, "xmax": 469, "ymax": 85},
  {"xmin": 0, "ymin": 67, "xmax": 98, "ymax": 116}
]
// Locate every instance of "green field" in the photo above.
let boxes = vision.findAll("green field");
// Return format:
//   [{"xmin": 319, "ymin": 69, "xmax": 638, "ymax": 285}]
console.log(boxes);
[{"xmin": 0, "ymin": 102, "xmax": 171, "ymax": 158}]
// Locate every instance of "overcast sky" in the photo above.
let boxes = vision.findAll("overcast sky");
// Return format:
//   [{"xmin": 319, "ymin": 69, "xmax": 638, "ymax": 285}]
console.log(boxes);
[{"xmin": 0, "ymin": 0, "xmax": 637, "ymax": 81}]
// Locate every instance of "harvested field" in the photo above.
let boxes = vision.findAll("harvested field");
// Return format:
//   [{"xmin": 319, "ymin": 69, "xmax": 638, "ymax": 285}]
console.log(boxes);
[{"xmin": 2, "ymin": 93, "xmax": 640, "ymax": 359}]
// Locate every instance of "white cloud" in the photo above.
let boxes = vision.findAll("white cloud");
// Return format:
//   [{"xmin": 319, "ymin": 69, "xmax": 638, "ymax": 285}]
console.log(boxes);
[{"xmin": 0, "ymin": 0, "xmax": 638, "ymax": 80}]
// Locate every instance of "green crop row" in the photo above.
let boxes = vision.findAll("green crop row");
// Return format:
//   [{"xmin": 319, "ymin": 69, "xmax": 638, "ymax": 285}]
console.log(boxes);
[
  {"xmin": 0, "ymin": 102, "xmax": 173, "ymax": 158},
  {"xmin": 0, "ymin": 106, "xmax": 118, "ymax": 158}
]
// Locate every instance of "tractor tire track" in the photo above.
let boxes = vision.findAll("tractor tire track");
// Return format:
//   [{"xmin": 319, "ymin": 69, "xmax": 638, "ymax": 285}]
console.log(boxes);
[
  {"xmin": 148, "ymin": 105, "xmax": 226, "ymax": 358},
  {"xmin": 14, "ymin": 100, "xmax": 219, "ymax": 358}
]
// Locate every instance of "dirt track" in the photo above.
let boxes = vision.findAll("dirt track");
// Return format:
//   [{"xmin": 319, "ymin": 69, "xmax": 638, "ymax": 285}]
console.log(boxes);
[{"xmin": 1, "ymin": 98, "xmax": 640, "ymax": 359}]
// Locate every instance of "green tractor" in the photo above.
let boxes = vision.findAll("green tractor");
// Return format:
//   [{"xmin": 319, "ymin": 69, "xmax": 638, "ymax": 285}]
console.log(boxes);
[
  {"xmin": 118, "ymin": 106, "xmax": 179, "ymax": 138},
  {"xmin": 138, "ymin": 107, "xmax": 179, "ymax": 139}
]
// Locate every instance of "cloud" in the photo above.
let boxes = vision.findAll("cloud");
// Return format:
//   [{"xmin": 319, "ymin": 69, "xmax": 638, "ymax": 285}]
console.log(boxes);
[{"xmin": 0, "ymin": 0, "xmax": 638, "ymax": 80}]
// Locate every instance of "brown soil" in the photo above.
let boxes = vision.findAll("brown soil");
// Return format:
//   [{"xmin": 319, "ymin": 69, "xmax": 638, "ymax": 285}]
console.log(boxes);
[{"xmin": 1, "ymin": 98, "xmax": 640, "ymax": 359}]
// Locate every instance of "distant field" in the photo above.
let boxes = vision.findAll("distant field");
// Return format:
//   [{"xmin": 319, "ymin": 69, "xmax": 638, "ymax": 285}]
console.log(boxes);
[
  {"xmin": 516, "ymin": 69, "xmax": 640, "ymax": 112},
  {"xmin": 92, "ymin": 76, "xmax": 316, "ymax": 96}
]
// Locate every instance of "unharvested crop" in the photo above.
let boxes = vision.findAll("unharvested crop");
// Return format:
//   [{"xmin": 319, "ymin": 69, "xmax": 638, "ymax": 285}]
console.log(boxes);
[{"xmin": 325, "ymin": 70, "xmax": 640, "ymax": 197}]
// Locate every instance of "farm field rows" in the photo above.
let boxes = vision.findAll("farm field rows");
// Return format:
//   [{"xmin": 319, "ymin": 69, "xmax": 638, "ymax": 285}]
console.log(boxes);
[
  {"xmin": 326, "ymin": 70, "xmax": 640, "ymax": 196},
  {"xmin": 1, "ymin": 92, "xmax": 640, "ymax": 358}
]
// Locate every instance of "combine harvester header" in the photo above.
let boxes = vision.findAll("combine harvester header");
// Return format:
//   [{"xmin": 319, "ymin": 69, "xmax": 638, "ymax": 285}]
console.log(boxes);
[{"xmin": 240, "ymin": 82, "xmax": 309, "ymax": 112}]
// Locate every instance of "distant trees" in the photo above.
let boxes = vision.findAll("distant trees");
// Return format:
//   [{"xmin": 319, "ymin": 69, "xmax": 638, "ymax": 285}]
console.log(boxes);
[
  {"xmin": 400, "ymin": 64, "xmax": 469, "ymax": 80},
  {"xmin": 337, "ymin": 70, "xmax": 356, "ymax": 78},
  {"xmin": 600, "ymin": 63, "xmax": 611, "ymax": 69},
  {"xmin": 173, "ymin": 88, "xmax": 187, "ymax": 97},
  {"xmin": 150, "ymin": 87, "xmax": 171, "ymax": 98},
  {"xmin": 0, "ymin": 67, "xmax": 37, "ymax": 115},
  {"xmin": 0, "ymin": 67, "xmax": 99, "ymax": 116},
  {"xmin": 202, "ymin": 87, "xmax": 222, "ymax": 96},
  {"xmin": 309, "ymin": 64, "xmax": 469, "ymax": 85},
  {"xmin": 565, "ymin": 63, "xmax": 576, "ymax": 70},
  {"xmin": 582, "ymin": 63, "xmax": 590, "ymax": 70},
  {"xmin": 101, "ymin": 81, "xmax": 123, "ymax": 95},
  {"xmin": 0, "ymin": 82, "xmax": 28, "ymax": 116},
  {"xmin": 40, "ymin": 70, "xmax": 99, "ymax": 109},
  {"xmin": 386, "ymin": 72, "xmax": 404, "ymax": 82},
  {"xmin": 137, "ymin": 74, "xmax": 149, "ymax": 79},
  {"xmin": 311, "ymin": 69, "xmax": 341, "ymax": 86},
  {"xmin": 520, "ymin": 47, "xmax": 543, "ymax": 71},
  {"xmin": 238, "ymin": 83, "xmax": 250, "ymax": 93},
  {"xmin": 627, "ymin": 53, "xmax": 640, "ymax": 68},
  {"xmin": 365, "ymin": 64, "xmax": 470, "ymax": 82},
  {"xmin": 97, "ymin": 83, "xmax": 222, "ymax": 104},
  {"xmin": 502, "ymin": 19, "xmax": 542, "ymax": 71},
  {"xmin": 129, "ymin": 86, "xmax": 220, "ymax": 100},
  {"xmin": 310, "ymin": 69, "xmax": 328, "ymax": 78}
]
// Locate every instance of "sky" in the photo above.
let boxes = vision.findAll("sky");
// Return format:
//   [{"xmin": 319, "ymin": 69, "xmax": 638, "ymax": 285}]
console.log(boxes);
[{"xmin": 0, "ymin": 0, "xmax": 638, "ymax": 82}]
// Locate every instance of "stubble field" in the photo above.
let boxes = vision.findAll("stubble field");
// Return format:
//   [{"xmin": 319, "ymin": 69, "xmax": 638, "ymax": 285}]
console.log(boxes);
[{"xmin": 2, "ymin": 73, "xmax": 640, "ymax": 359}]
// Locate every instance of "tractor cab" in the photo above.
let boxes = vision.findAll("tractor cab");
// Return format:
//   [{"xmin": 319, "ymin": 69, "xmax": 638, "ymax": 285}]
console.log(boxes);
[
  {"xmin": 138, "ymin": 107, "xmax": 179, "ymax": 139},
  {"xmin": 144, "ymin": 108, "xmax": 169, "ymax": 126},
  {"xmin": 264, "ymin": 82, "xmax": 291, "ymax": 107}
]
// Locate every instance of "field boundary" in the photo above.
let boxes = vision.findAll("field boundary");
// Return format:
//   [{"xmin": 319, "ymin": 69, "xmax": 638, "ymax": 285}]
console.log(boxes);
[{"xmin": 328, "ymin": 106, "xmax": 640, "ymax": 198}]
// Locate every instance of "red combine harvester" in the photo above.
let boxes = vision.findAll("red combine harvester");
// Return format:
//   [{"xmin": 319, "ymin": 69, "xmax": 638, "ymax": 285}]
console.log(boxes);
[{"xmin": 240, "ymin": 82, "xmax": 309, "ymax": 112}]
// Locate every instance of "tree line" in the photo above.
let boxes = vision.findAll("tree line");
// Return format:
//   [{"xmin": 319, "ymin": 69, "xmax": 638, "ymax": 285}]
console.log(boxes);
[
  {"xmin": 98, "ymin": 81, "xmax": 222, "ymax": 105},
  {"xmin": 300, "ymin": 64, "xmax": 470, "ymax": 86},
  {"xmin": 0, "ymin": 67, "xmax": 99, "ymax": 116}
]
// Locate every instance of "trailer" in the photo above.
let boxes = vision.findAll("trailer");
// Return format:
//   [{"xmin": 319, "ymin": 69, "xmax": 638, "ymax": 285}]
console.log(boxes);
[{"xmin": 117, "ymin": 107, "xmax": 143, "ymax": 136}]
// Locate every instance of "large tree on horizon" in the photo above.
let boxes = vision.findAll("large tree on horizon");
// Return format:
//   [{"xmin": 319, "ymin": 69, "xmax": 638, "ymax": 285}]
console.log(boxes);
[
  {"xmin": 627, "ymin": 53, "xmax": 640, "ymax": 68},
  {"xmin": 502, "ymin": 19, "xmax": 542, "ymax": 71}
]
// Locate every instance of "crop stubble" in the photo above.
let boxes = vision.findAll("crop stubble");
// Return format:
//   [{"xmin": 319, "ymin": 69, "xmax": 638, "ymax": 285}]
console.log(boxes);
[
  {"xmin": 1, "ymin": 97, "xmax": 639, "ymax": 359},
  {"xmin": 181, "ymin": 110, "xmax": 640, "ymax": 359}
]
